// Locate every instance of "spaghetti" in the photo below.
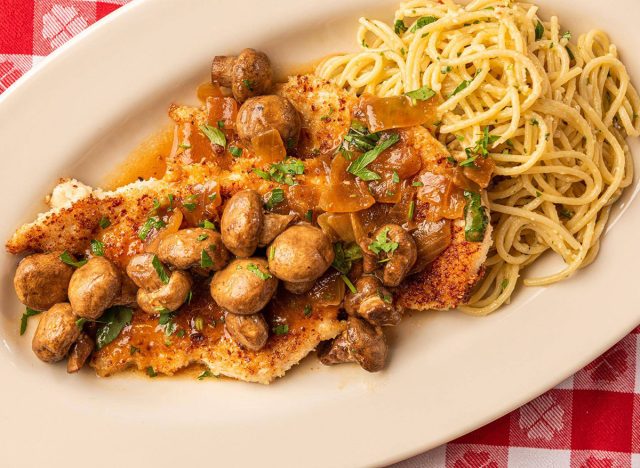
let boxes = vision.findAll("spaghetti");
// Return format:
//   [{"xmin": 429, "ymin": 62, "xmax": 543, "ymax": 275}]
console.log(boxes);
[{"xmin": 316, "ymin": 0, "xmax": 640, "ymax": 315}]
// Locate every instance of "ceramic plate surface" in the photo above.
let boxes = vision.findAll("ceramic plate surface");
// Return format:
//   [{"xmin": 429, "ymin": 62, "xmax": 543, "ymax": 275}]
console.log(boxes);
[{"xmin": 1, "ymin": 0, "xmax": 639, "ymax": 466}]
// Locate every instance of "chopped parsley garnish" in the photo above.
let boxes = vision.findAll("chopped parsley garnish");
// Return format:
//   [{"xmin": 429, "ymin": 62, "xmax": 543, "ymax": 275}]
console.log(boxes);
[
  {"xmin": 303, "ymin": 305, "xmax": 312, "ymax": 317},
  {"xmin": 200, "ymin": 249, "xmax": 214, "ymax": 268},
  {"xmin": 441, "ymin": 66, "xmax": 452, "ymax": 74},
  {"xmin": 463, "ymin": 191, "xmax": 489, "ymax": 242},
  {"xmin": 168, "ymin": 194, "xmax": 175, "ymax": 210},
  {"xmin": 76, "ymin": 318, "xmax": 87, "ymax": 329},
  {"xmin": 90, "ymin": 239, "xmax": 104, "ymax": 256},
  {"xmin": 412, "ymin": 181, "xmax": 424, "ymax": 187},
  {"xmin": 500, "ymin": 279, "xmax": 509, "ymax": 292},
  {"xmin": 146, "ymin": 366, "xmax": 157, "ymax": 377},
  {"xmin": 152, "ymin": 255, "xmax": 170, "ymax": 284},
  {"xmin": 407, "ymin": 200, "xmax": 416, "ymax": 221},
  {"xmin": 178, "ymin": 143, "xmax": 191, "ymax": 149},
  {"xmin": 450, "ymin": 79, "xmax": 472, "ymax": 97},
  {"xmin": 201, "ymin": 219, "xmax": 216, "ymax": 230},
  {"xmin": 561, "ymin": 31, "xmax": 572, "ymax": 41},
  {"xmin": 176, "ymin": 329, "xmax": 186, "ymax": 338},
  {"xmin": 242, "ymin": 79, "xmax": 255, "ymax": 91},
  {"xmin": 197, "ymin": 233, "xmax": 209, "ymax": 242},
  {"xmin": 265, "ymin": 188, "xmax": 285, "ymax": 209},
  {"xmin": 341, "ymin": 274, "xmax": 357, "ymax": 293},
  {"xmin": 19, "ymin": 307, "xmax": 42, "ymax": 335},
  {"xmin": 217, "ymin": 120, "xmax": 224, "ymax": 129},
  {"xmin": 257, "ymin": 158, "xmax": 305, "ymax": 185},
  {"xmin": 60, "ymin": 251, "xmax": 87, "ymax": 268},
  {"xmin": 332, "ymin": 242, "xmax": 363, "ymax": 274},
  {"xmin": 394, "ymin": 19, "xmax": 407, "ymax": 34},
  {"xmin": 347, "ymin": 133, "xmax": 400, "ymax": 181},
  {"xmin": 253, "ymin": 168, "xmax": 271, "ymax": 180},
  {"xmin": 229, "ymin": 146, "xmax": 242, "ymax": 157},
  {"xmin": 530, "ymin": 118, "xmax": 539, "ymax": 126},
  {"xmin": 320, "ymin": 105, "xmax": 335, "ymax": 122},
  {"xmin": 410, "ymin": 15, "xmax": 438, "ymax": 33},
  {"xmin": 247, "ymin": 263, "xmax": 272, "ymax": 280},
  {"xmin": 98, "ymin": 216, "xmax": 111, "ymax": 229},
  {"xmin": 183, "ymin": 194, "xmax": 198, "ymax": 212},
  {"xmin": 199, "ymin": 124, "xmax": 226, "ymax": 148},
  {"xmin": 535, "ymin": 20, "xmax": 544, "ymax": 41},
  {"xmin": 186, "ymin": 290, "xmax": 193, "ymax": 305},
  {"xmin": 138, "ymin": 216, "xmax": 166, "ymax": 240},
  {"xmin": 404, "ymin": 86, "xmax": 436, "ymax": 102},
  {"xmin": 272, "ymin": 324, "xmax": 289, "ymax": 335},
  {"xmin": 305, "ymin": 209, "xmax": 313, "ymax": 222},
  {"xmin": 392, "ymin": 171, "xmax": 400, "ymax": 184},
  {"xmin": 460, "ymin": 127, "xmax": 499, "ymax": 167},
  {"xmin": 158, "ymin": 310, "xmax": 177, "ymax": 336},
  {"xmin": 269, "ymin": 245, "xmax": 276, "ymax": 261},
  {"xmin": 566, "ymin": 45, "xmax": 575, "ymax": 61},
  {"xmin": 558, "ymin": 207, "xmax": 574, "ymax": 219},
  {"xmin": 341, "ymin": 121, "xmax": 380, "ymax": 153},
  {"xmin": 447, "ymin": 156, "xmax": 458, "ymax": 165},
  {"xmin": 197, "ymin": 370, "xmax": 216, "ymax": 380},
  {"xmin": 129, "ymin": 345, "xmax": 139, "ymax": 355},
  {"xmin": 96, "ymin": 306, "xmax": 133, "ymax": 349},
  {"xmin": 368, "ymin": 227, "xmax": 399, "ymax": 255},
  {"xmin": 152, "ymin": 198, "xmax": 161, "ymax": 211}
]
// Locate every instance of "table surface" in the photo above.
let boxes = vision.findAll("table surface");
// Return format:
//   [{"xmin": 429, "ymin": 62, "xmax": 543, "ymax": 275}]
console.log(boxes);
[{"xmin": 1, "ymin": 1, "xmax": 639, "ymax": 466}]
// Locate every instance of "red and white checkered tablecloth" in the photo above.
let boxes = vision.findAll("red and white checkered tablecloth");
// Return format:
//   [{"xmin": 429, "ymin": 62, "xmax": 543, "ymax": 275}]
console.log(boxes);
[{"xmin": 1, "ymin": 1, "xmax": 639, "ymax": 466}]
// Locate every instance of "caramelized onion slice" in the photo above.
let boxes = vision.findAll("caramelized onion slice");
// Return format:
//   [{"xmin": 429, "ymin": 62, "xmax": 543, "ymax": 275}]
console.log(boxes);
[
  {"xmin": 317, "ymin": 213, "xmax": 356, "ymax": 242},
  {"xmin": 416, "ymin": 171, "xmax": 465, "ymax": 220},
  {"xmin": 307, "ymin": 271, "xmax": 345, "ymax": 306},
  {"xmin": 410, "ymin": 219, "xmax": 452, "ymax": 274},
  {"xmin": 354, "ymin": 94, "xmax": 438, "ymax": 132},
  {"xmin": 319, "ymin": 155, "xmax": 375, "ymax": 213},
  {"xmin": 463, "ymin": 156, "xmax": 495, "ymax": 189},
  {"xmin": 251, "ymin": 129, "xmax": 286, "ymax": 164}
]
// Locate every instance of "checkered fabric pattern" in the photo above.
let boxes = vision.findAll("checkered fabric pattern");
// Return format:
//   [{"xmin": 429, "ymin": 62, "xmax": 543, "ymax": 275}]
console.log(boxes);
[{"xmin": 1, "ymin": 2, "xmax": 639, "ymax": 466}]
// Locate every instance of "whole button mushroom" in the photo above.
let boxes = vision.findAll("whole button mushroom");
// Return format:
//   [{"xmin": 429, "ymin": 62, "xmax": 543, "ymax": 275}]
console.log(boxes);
[
  {"xmin": 126, "ymin": 253, "xmax": 165, "ymax": 291},
  {"xmin": 68, "ymin": 257, "xmax": 122, "ymax": 320},
  {"xmin": 136, "ymin": 270, "xmax": 192, "ymax": 314},
  {"xmin": 13, "ymin": 252, "xmax": 74, "ymax": 311},
  {"xmin": 32, "ymin": 303, "xmax": 81, "ymax": 363},
  {"xmin": 369, "ymin": 224, "xmax": 417, "ymax": 287},
  {"xmin": 344, "ymin": 276, "xmax": 403, "ymax": 327},
  {"xmin": 158, "ymin": 228, "xmax": 230, "ymax": 272},
  {"xmin": 268, "ymin": 224, "xmax": 334, "ymax": 293},
  {"xmin": 211, "ymin": 48, "xmax": 272, "ymax": 103},
  {"xmin": 317, "ymin": 317, "xmax": 388, "ymax": 372},
  {"xmin": 236, "ymin": 95, "xmax": 302, "ymax": 146},
  {"xmin": 224, "ymin": 312, "xmax": 269, "ymax": 351},
  {"xmin": 220, "ymin": 190, "xmax": 264, "ymax": 258},
  {"xmin": 210, "ymin": 258, "xmax": 278, "ymax": 315},
  {"xmin": 258, "ymin": 213, "xmax": 297, "ymax": 247}
]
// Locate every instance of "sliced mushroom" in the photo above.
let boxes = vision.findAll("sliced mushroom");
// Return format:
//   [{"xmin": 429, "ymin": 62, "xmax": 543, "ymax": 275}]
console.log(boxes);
[
  {"xmin": 68, "ymin": 257, "xmax": 121, "ymax": 319},
  {"xmin": 268, "ymin": 224, "xmax": 334, "ymax": 293},
  {"xmin": 136, "ymin": 270, "xmax": 192, "ymax": 314},
  {"xmin": 317, "ymin": 317, "xmax": 387, "ymax": 372},
  {"xmin": 344, "ymin": 276, "xmax": 403, "ymax": 327},
  {"xmin": 32, "ymin": 303, "xmax": 80, "ymax": 363},
  {"xmin": 210, "ymin": 258, "xmax": 278, "ymax": 315},
  {"xmin": 370, "ymin": 224, "xmax": 417, "ymax": 287},
  {"xmin": 258, "ymin": 213, "xmax": 296, "ymax": 247},
  {"xmin": 13, "ymin": 251, "xmax": 74, "ymax": 311},
  {"xmin": 126, "ymin": 253, "xmax": 165, "ymax": 291},
  {"xmin": 158, "ymin": 228, "xmax": 229, "ymax": 271},
  {"xmin": 220, "ymin": 190, "xmax": 264, "ymax": 257},
  {"xmin": 224, "ymin": 312, "xmax": 269, "ymax": 351},
  {"xmin": 211, "ymin": 48, "xmax": 272, "ymax": 103},
  {"xmin": 236, "ymin": 95, "xmax": 301, "ymax": 146},
  {"xmin": 66, "ymin": 332, "xmax": 95, "ymax": 373}
]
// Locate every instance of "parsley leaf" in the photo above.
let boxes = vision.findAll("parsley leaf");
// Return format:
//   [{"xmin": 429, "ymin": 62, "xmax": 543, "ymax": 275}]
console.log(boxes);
[
  {"xmin": 404, "ymin": 86, "xmax": 436, "ymax": 102},
  {"xmin": 347, "ymin": 133, "xmax": 400, "ymax": 181},
  {"xmin": 450, "ymin": 79, "xmax": 472, "ymax": 97},
  {"xmin": 197, "ymin": 370, "xmax": 216, "ymax": 380},
  {"xmin": 410, "ymin": 16, "xmax": 438, "ymax": 33},
  {"xmin": 272, "ymin": 324, "xmax": 289, "ymax": 335},
  {"xmin": 303, "ymin": 305, "xmax": 312, "ymax": 317},
  {"xmin": 394, "ymin": 19, "xmax": 407, "ymax": 34},
  {"xmin": 90, "ymin": 239, "xmax": 104, "ymax": 257},
  {"xmin": 247, "ymin": 263, "xmax": 272, "ymax": 280},
  {"xmin": 200, "ymin": 219, "xmax": 216, "ymax": 230},
  {"xmin": 242, "ymin": 79, "xmax": 255, "ymax": 91},
  {"xmin": 332, "ymin": 242, "xmax": 363, "ymax": 274},
  {"xmin": 463, "ymin": 191, "xmax": 488, "ymax": 242},
  {"xmin": 200, "ymin": 249, "xmax": 214, "ymax": 268},
  {"xmin": 98, "ymin": 216, "xmax": 111, "ymax": 229},
  {"xmin": 138, "ymin": 216, "xmax": 166, "ymax": 240},
  {"xmin": 341, "ymin": 121, "xmax": 380, "ymax": 153},
  {"xmin": 19, "ymin": 307, "xmax": 42, "ymax": 335},
  {"xmin": 197, "ymin": 233, "xmax": 209, "ymax": 241},
  {"xmin": 341, "ymin": 274, "xmax": 357, "ymax": 293},
  {"xmin": 146, "ymin": 366, "xmax": 157, "ymax": 377},
  {"xmin": 535, "ymin": 21, "xmax": 544, "ymax": 41},
  {"xmin": 199, "ymin": 124, "xmax": 226, "ymax": 148},
  {"xmin": 229, "ymin": 146, "xmax": 242, "ymax": 157},
  {"xmin": 152, "ymin": 255, "xmax": 170, "ymax": 284},
  {"xmin": 60, "ymin": 251, "xmax": 87, "ymax": 268},
  {"xmin": 258, "ymin": 158, "xmax": 305, "ymax": 185},
  {"xmin": 96, "ymin": 306, "xmax": 133, "ymax": 349},
  {"xmin": 265, "ymin": 188, "xmax": 285, "ymax": 209},
  {"xmin": 368, "ymin": 227, "xmax": 399, "ymax": 255}
]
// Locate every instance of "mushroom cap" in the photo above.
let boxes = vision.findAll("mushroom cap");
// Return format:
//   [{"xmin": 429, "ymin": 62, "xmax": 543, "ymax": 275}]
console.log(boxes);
[
  {"xmin": 158, "ymin": 228, "xmax": 229, "ymax": 271},
  {"xmin": 258, "ymin": 213, "xmax": 297, "ymax": 247},
  {"xmin": 126, "ymin": 253, "xmax": 165, "ymax": 291},
  {"xmin": 268, "ymin": 224, "xmax": 335, "ymax": 284},
  {"xmin": 136, "ymin": 270, "xmax": 192, "ymax": 314},
  {"xmin": 224, "ymin": 312, "xmax": 269, "ymax": 351},
  {"xmin": 32, "ymin": 303, "xmax": 81, "ymax": 363},
  {"xmin": 231, "ymin": 48, "xmax": 273, "ymax": 103},
  {"xmin": 220, "ymin": 190, "xmax": 264, "ymax": 258},
  {"xmin": 66, "ymin": 332, "xmax": 95, "ymax": 373},
  {"xmin": 13, "ymin": 251, "xmax": 74, "ymax": 311},
  {"xmin": 210, "ymin": 258, "xmax": 278, "ymax": 315},
  {"xmin": 344, "ymin": 275, "xmax": 403, "ymax": 327},
  {"xmin": 68, "ymin": 257, "xmax": 121, "ymax": 320},
  {"xmin": 371, "ymin": 224, "xmax": 417, "ymax": 287},
  {"xmin": 236, "ymin": 95, "xmax": 301, "ymax": 146},
  {"xmin": 346, "ymin": 317, "xmax": 387, "ymax": 372}
]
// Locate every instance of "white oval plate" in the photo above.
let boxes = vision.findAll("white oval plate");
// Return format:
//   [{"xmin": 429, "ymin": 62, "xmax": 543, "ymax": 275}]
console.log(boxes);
[{"xmin": 1, "ymin": 0, "xmax": 639, "ymax": 466}]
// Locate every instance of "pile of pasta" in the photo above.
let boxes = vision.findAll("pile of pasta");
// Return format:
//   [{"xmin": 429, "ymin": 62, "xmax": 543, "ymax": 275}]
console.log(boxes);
[{"xmin": 316, "ymin": 0, "xmax": 640, "ymax": 315}]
